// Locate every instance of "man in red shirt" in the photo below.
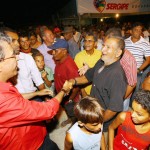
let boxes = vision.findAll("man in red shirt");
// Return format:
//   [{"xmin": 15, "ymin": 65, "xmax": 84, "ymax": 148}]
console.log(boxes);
[
  {"xmin": 48, "ymin": 39, "xmax": 80, "ymax": 127},
  {"xmin": 0, "ymin": 32, "xmax": 72, "ymax": 150}
]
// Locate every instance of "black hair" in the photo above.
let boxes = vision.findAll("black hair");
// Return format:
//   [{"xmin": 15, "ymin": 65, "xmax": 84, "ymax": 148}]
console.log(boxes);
[{"xmin": 134, "ymin": 90, "xmax": 150, "ymax": 113}]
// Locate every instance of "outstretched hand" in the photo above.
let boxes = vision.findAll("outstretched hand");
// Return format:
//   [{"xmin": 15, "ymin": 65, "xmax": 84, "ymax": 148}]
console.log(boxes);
[{"xmin": 78, "ymin": 62, "xmax": 89, "ymax": 76}]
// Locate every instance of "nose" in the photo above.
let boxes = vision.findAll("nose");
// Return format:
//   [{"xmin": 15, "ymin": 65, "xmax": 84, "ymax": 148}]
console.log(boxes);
[{"xmin": 131, "ymin": 111, "xmax": 136, "ymax": 118}]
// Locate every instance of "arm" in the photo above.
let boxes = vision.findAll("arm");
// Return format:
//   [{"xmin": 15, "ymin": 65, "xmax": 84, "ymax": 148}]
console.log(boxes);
[
  {"xmin": 138, "ymin": 56, "xmax": 150, "ymax": 72},
  {"xmin": 103, "ymin": 109, "xmax": 117, "ymax": 122},
  {"xmin": 101, "ymin": 133, "xmax": 106, "ymax": 150},
  {"xmin": 22, "ymin": 89, "xmax": 53, "ymax": 99},
  {"xmin": 37, "ymin": 83, "xmax": 45, "ymax": 90},
  {"xmin": 108, "ymin": 112, "xmax": 126, "ymax": 150},
  {"xmin": 69, "ymin": 76, "xmax": 89, "ymax": 86},
  {"xmin": 64, "ymin": 132, "xmax": 73, "ymax": 150},
  {"xmin": 0, "ymin": 81, "xmax": 72, "ymax": 127},
  {"xmin": 68, "ymin": 87, "xmax": 80, "ymax": 101},
  {"xmin": 42, "ymin": 71, "xmax": 52, "ymax": 88},
  {"xmin": 81, "ymin": 88, "xmax": 88, "ymax": 97},
  {"xmin": 124, "ymin": 84, "xmax": 136, "ymax": 99}
]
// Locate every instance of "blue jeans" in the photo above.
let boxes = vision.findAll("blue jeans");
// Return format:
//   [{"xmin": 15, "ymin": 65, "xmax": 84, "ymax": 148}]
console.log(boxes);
[{"xmin": 141, "ymin": 65, "xmax": 150, "ymax": 83}]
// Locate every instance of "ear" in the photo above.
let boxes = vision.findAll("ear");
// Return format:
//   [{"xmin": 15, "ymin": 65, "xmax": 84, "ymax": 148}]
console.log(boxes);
[
  {"xmin": 77, "ymin": 121, "xmax": 84, "ymax": 127},
  {"xmin": 94, "ymin": 41, "xmax": 98, "ymax": 49},
  {"xmin": 116, "ymin": 49, "xmax": 122, "ymax": 58},
  {"xmin": 63, "ymin": 49, "xmax": 68, "ymax": 54}
]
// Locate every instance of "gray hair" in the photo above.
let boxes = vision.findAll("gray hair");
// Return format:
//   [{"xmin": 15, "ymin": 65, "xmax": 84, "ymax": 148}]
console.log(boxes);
[{"xmin": 0, "ymin": 32, "xmax": 12, "ymax": 61}]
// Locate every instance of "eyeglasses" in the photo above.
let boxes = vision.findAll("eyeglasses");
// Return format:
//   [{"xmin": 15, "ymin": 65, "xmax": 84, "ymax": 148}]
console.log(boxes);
[{"xmin": 0, "ymin": 55, "xmax": 16, "ymax": 62}]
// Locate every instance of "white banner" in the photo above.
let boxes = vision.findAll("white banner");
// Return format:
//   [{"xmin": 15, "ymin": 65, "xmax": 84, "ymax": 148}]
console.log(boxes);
[{"xmin": 76, "ymin": 0, "xmax": 150, "ymax": 15}]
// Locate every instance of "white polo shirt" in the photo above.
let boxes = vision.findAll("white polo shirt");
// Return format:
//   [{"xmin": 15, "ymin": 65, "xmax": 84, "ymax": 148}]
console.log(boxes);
[{"xmin": 15, "ymin": 52, "xmax": 44, "ymax": 93}]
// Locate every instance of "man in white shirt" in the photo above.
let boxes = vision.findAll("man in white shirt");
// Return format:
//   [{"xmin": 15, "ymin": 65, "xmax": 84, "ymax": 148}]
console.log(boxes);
[
  {"xmin": 37, "ymin": 26, "xmax": 56, "ymax": 73},
  {"xmin": 4, "ymin": 28, "xmax": 48, "ymax": 101}
]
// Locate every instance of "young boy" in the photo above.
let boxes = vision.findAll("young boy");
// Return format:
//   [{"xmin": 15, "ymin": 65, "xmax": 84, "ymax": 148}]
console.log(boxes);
[
  {"xmin": 64, "ymin": 96, "xmax": 106, "ymax": 150},
  {"xmin": 33, "ymin": 52, "xmax": 54, "ymax": 94},
  {"xmin": 109, "ymin": 90, "xmax": 150, "ymax": 150}
]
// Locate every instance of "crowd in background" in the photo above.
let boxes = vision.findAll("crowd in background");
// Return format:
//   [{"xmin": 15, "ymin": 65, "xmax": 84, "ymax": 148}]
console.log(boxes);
[{"xmin": 0, "ymin": 20, "xmax": 150, "ymax": 150}]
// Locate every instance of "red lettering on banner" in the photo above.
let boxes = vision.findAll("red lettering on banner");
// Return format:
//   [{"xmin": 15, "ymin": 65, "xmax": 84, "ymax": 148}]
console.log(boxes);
[{"xmin": 106, "ymin": 3, "xmax": 129, "ymax": 10}]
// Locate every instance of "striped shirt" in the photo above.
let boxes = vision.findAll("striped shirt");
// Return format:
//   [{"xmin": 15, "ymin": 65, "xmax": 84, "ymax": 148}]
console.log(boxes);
[
  {"xmin": 125, "ymin": 36, "xmax": 150, "ymax": 68},
  {"xmin": 120, "ymin": 50, "xmax": 137, "ymax": 86}
]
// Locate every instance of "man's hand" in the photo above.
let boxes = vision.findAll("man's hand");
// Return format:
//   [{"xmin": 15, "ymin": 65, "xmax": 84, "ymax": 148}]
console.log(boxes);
[
  {"xmin": 78, "ymin": 62, "xmax": 89, "ymax": 76},
  {"xmin": 37, "ymin": 89, "xmax": 54, "ymax": 97},
  {"xmin": 62, "ymin": 80, "xmax": 73, "ymax": 95}
]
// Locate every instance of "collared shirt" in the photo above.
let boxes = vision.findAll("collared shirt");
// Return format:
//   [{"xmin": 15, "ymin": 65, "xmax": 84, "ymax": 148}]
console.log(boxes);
[
  {"xmin": 0, "ymin": 81, "xmax": 59, "ymax": 150},
  {"xmin": 15, "ymin": 52, "xmax": 44, "ymax": 93},
  {"xmin": 85, "ymin": 60, "xmax": 127, "ymax": 132},
  {"xmin": 74, "ymin": 49, "xmax": 102, "ymax": 94},
  {"xmin": 37, "ymin": 42, "xmax": 56, "ymax": 73},
  {"xmin": 125, "ymin": 36, "xmax": 150, "ymax": 68},
  {"xmin": 120, "ymin": 49, "xmax": 137, "ymax": 86}
]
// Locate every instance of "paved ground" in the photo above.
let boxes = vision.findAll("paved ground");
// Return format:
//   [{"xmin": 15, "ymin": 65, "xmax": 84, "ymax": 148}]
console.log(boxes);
[{"xmin": 49, "ymin": 106, "xmax": 72, "ymax": 150}]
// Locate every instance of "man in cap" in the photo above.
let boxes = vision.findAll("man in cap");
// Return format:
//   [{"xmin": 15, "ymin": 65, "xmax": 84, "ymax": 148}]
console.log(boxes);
[
  {"xmin": 62, "ymin": 26, "xmax": 80, "ymax": 59},
  {"xmin": 48, "ymin": 39, "xmax": 80, "ymax": 127}
]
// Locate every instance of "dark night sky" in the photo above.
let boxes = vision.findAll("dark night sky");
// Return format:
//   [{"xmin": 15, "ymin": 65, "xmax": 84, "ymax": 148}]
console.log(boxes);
[
  {"xmin": 0, "ymin": 0, "xmax": 71, "ymax": 27},
  {"xmin": 1, "ymin": 0, "xmax": 150, "ymax": 28}
]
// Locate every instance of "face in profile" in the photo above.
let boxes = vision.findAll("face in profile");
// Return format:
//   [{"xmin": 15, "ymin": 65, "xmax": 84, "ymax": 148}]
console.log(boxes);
[
  {"xmin": 131, "ymin": 100, "xmax": 150, "ymax": 125},
  {"xmin": 1, "ymin": 41, "xmax": 18, "ymax": 79}
]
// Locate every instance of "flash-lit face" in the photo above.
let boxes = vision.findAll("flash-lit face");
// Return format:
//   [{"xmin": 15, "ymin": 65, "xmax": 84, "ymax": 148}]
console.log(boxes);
[
  {"xmin": 131, "ymin": 100, "xmax": 150, "ymax": 124},
  {"xmin": 0, "ymin": 41, "xmax": 18, "ymax": 80},
  {"xmin": 101, "ymin": 38, "xmax": 119, "ymax": 65},
  {"xmin": 132, "ymin": 25, "xmax": 142, "ymax": 40},
  {"xmin": 52, "ymin": 48, "xmax": 66, "ymax": 61},
  {"xmin": 84, "ymin": 36, "xmax": 95, "ymax": 51},
  {"xmin": 6, "ymin": 31, "xmax": 20, "ymax": 55},
  {"xmin": 34, "ymin": 55, "xmax": 45, "ymax": 71},
  {"xmin": 19, "ymin": 37, "xmax": 30, "ymax": 50}
]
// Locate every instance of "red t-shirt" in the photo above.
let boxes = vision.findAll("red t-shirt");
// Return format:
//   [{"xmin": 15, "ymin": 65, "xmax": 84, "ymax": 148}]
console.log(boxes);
[
  {"xmin": 0, "ymin": 82, "xmax": 60, "ymax": 150},
  {"xmin": 54, "ymin": 55, "xmax": 80, "ymax": 102},
  {"xmin": 114, "ymin": 112, "xmax": 150, "ymax": 150}
]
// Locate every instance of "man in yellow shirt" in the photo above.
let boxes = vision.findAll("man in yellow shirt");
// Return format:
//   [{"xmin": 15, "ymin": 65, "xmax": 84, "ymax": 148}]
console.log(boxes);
[{"xmin": 74, "ymin": 34, "xmax": 102, "ymax": 96}]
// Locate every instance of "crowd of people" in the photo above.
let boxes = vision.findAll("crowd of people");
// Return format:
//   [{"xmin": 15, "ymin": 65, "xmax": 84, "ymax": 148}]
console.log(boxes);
[{"xmin": 0, "ymin": 21, "xmax": 150, "ymax": 150}]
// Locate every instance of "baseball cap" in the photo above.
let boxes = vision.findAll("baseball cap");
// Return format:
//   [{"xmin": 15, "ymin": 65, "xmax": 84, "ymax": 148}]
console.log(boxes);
[
  {"xmin": 47, "ymin": 39, "xmax": 69, "ymax": 55},
  {"xmin": 53, "ymin": 27, "xmax": 61, "ymax": 33}
]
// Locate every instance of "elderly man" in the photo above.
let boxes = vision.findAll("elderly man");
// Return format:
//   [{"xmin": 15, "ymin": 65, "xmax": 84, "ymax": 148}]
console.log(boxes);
[
  {"xmin": 0, "ymin": 32, "xmax": 72, "ymax": 150},
  {"xmin": 69, "ymin": 36, "xmax": 127, "ymax": 146}
]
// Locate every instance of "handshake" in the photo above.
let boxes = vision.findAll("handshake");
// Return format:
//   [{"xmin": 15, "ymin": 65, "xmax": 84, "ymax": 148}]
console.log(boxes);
[{"xmin": 61, "ymin": 79, "xmax": 75, "ymax": 95}]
